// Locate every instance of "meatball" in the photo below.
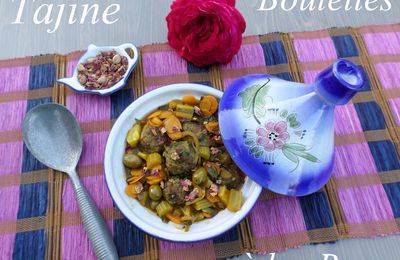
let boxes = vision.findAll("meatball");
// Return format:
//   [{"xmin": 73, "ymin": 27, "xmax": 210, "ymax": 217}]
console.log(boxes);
[
  {"xmin": 163, "ymin": 141, "xmax": 199, "ymax": 175},
  {"xmin": 140, "ymin": 125, "xmax": 167, "ymax": 153},
  {"xmin": 163, "ymin": 178, "xmax": 187, "ymax": 205},
  {"xmin": 182, "ymin": 122, "xmax": 210, "ymax": 146}
]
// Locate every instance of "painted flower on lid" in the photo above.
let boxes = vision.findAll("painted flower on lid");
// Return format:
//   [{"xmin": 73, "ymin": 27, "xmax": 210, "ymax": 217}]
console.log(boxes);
[
  {"xmin": 256, "ymin": 121, "xmax": 289, "ymax": 152},
  {"xmin": 241, "ymin": 79, "xmax": 320, "ymax": 170}
]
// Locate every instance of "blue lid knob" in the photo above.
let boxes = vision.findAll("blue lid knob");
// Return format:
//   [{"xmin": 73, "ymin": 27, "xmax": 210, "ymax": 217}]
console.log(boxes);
[{"xmin": 315, "ymin": 59, "xmax": 365, "ymax": 105}]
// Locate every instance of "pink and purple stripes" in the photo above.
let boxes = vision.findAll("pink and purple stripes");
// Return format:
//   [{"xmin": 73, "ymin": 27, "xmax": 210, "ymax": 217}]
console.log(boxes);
[
  {"xmin": 294, "ymin": 37, "xmax": 337, "ymax": 63},
  {"xmin": 333, "ymin": 104, "xmax": 363, "ymax": 135},
  {"xmin": 221, "ymin": 39, "xmax": 266, "ymax": 70},
  {"xmin": 143, "ymin": 50, "xmax": 189, "ymax": 93},
  {"xmin": 0, "ymin": 65, "xmax": 30, "ymax": 259},
  {"xmin": 389, "ymin": 98, "xmax": 400, "ymax": 126},
  {"xmin": 363, "ymin": 26, "xmax": 400, "ymax": 126},
  {"xmin": 363, "ymin": 31, "xmax": 400, "ymax": 56},
  {"xmin": 250, "ymin": 196, "xmax": 309, "ymax": 251},
  {"xmin": 332, "ymin": 143, "xmax": 377, "ymax": 177},
  {"xmin": 0, "ymin": 66, "xmax": 30, "ymax": 93},
  {"xmin": 221, "ymin": 38, "xmax": 266, "ymax": 89}
]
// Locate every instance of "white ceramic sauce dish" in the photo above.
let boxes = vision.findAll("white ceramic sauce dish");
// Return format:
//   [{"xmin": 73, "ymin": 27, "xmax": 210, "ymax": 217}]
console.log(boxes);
[
  {"xmin": 104, "ymin": 83, "xmax": 262, "ymax": 242},
  {"xmin": 58, "ymin": 43, "xmax": 139, "ymax": 96}
]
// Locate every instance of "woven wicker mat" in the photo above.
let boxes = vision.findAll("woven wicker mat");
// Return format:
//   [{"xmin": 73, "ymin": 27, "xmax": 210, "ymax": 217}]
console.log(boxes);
[{"xmin": 1, "ymin": 24, "xmax": 400, "ymax": 260}]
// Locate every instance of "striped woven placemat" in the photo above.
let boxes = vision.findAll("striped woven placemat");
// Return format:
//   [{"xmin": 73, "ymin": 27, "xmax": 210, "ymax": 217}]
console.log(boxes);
[{"xmin": 1, "ymin": 23, "xmax": 399, "ymax": 260}]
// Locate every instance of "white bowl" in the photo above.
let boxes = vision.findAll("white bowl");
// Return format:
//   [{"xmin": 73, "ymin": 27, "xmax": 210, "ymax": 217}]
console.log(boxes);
[
  {"xmin": 58, "ymin": 43, "xmax": 139, "ymax": 96},
  {"xmin": 104, "ymin": 83, "xmax": 262, "ymax": 242}
]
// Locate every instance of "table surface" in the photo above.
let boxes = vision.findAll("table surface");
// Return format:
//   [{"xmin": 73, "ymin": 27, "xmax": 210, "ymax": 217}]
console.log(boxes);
[{"xmin": 1, "ymin": 1, "xmax": 400, "ymax": 259}]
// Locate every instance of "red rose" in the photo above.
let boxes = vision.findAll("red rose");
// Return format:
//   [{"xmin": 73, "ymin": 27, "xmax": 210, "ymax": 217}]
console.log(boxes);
[{"xmin": 166, "ymin": 0, "xmax": 246, "ymax": 67}]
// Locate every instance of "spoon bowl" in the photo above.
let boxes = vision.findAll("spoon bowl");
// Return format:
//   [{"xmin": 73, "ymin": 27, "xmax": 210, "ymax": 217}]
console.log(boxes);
[
  {"xmin": 22, "ymin": 103, "xmax": 118, "ymax": 260},
  {"xmin": 22, "ymin": 103, "xmax": 82, "ymax": 173}
]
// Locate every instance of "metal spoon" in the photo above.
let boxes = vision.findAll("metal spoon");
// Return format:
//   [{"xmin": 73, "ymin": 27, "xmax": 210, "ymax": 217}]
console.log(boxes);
[{"xmin": 22, "ymin": 103, "xmax": 118, "ymax": 260}]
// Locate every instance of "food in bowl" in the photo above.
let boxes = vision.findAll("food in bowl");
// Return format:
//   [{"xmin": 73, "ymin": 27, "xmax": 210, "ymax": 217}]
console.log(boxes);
[
  {"xmin": 122, "ymin": 95, "xmax": 245, "ymax": 231},
  {"xmin": 105, "ymin": 83, "xmax": 262, "ymax": 242},
  {"xmin": 77, "ymin": 50, "xmax": 128, "ymax": 90}
]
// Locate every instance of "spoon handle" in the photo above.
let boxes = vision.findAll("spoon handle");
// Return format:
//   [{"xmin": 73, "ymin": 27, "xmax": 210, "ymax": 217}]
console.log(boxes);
[{"xmin": 69, "ymin": 169, "xmax": 119, "ymax": 260}]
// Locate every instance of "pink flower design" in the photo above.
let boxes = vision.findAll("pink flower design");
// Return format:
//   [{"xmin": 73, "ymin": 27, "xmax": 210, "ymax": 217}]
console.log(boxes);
[{"xmin": 256, "ymin": 121, "xmax": 289, "ymax": 152}]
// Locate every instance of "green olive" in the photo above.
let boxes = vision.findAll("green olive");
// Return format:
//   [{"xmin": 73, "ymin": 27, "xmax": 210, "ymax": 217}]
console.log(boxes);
[
  {"xmin": 192, "ymin": 167, "xmax": 207, "ymax": 185},
  {"xmin": 123, "ymin": 153, "xmax": 143, "ymax": 168},
  {"xmin": 149, "ymin": 185, "xmax": 162, "ymax": 201}
]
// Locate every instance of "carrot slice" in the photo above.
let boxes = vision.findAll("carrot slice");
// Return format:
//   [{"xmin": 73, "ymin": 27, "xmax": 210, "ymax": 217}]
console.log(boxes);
[
  {"xmin": 182, "ymin": 95, "xmax": 200, "ymax": 106},
  {"xmin": 159, "ymin": 110, "xmax": 173, "ymax": 119},
  {"xmin": 200, "ymin": 98, "xmax": 211, "ymax": 111},
  {"xmin": 166, "ymin": 213, "xmax": 182, "ymax": 224},
  {"xmin": 125, "ymin": 185, "xmax": 138, "ymax": 198},
  {"xmin": 199, "ymin": 96, "xmax": 218, "ymax": 117},
  {"xmin": 127, "ymin": 172, "xmax": 144, "ymax": 184},
  {"xmin": 128, "ymin": 170, "xmax": 144, "ymax": 184},
  {"xmin": 205, "ymin": 122, "xmax": 219, "ymax": 134},
  {"xmin": 146, "ymin": 176, "xmax": 163, "ymax": 185},
  {"xmin": 150, "ymin": 117, "xmax": 163, "ymax": 127},
  {"xmin": 130, "ymin": 169, "xmax": 143, "ymax": 176},
  {"xmin": 128, "ymin": 176, "xmax": 143, "ymax": 184},
  {"xmin": 147, "ymin": 120, "xmax": 159, "ymax": 127},
  {"xmin": 146, "ymin": 166, "xmax": 164, "ymax": 185},
  {"xmin": 147, "ymin": 110, "xmax": 162, "ymax": 119}
]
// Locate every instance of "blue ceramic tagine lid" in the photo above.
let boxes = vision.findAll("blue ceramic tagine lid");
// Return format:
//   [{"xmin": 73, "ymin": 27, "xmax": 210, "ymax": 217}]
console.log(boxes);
[{"xmin": 219, "ymin": 59, "xmax": 364, "ymax": 196}]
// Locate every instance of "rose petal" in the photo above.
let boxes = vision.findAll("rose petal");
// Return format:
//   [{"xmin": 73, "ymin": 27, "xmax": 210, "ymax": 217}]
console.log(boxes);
[{"xmin": 214, "ymin": 0, "xmax": 236, "ymax": 6}]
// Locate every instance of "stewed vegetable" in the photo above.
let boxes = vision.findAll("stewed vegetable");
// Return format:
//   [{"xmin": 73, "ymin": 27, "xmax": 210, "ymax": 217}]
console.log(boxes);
[{"xmin": 123, "ymin": 95, "xmax": 245, "ymax": 231}]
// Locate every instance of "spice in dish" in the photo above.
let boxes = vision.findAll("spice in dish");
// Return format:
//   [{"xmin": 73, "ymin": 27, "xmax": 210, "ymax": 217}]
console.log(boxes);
[
  {"xmin": 77, "ymin": 50, "xmax": 128, "ymax": 90},
  {"xmin": 123, "ymin": 95, "xmax": 245, "ymax": 231}
]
